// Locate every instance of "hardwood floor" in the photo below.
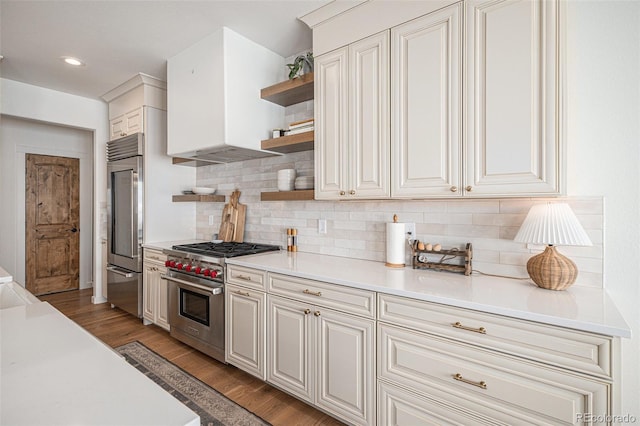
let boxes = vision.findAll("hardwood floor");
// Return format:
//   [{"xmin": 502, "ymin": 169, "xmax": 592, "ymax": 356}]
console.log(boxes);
[{"xmin": 39, "ymin": 289, "xmax": 344, "ymax": 426}]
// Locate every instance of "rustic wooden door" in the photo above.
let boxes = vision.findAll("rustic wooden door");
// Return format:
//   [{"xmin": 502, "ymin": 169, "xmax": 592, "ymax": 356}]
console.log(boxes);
[{"xmin": 25, "ymin": 154, "xmax": 80, "ymax": 295}]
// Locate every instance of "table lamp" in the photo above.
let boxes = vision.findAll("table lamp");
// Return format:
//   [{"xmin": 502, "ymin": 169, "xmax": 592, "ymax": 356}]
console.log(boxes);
[{"xmin": 514, "ymin": 203, "xmax": 592, "ymax": 291}]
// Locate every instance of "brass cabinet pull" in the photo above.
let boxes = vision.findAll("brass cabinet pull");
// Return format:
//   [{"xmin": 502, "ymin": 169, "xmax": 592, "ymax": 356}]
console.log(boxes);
[
  {"xmin": 234, "ymin": 290, "xmax": 251, "ymax": 297},
  {"xmin": 314, "ymin": 311, "xmax": 321, "ymax": 317},
  {"xmin": 339, "ymin": 191, "xmax": 346, "ymax": 196},
  {"xmin": 453, "ymin": 321, "xmax": 486, "ymax": 334},
  {"xmin": 453, "ymin": 373, "xmax": 487, "ymax": 389},
  {"xmin": 149, "ymin": 256, "xmax": 162, "ymax": 261},
  {"xmin": 303, "ymin": 289, "xmax": 322, "ymax": 297},
  {"xmin": 349, "ymin": 190, "xmax": 356, "ymax": 195},
  {"xmin": 236, "ymin": 274, "xmax": 252, "ymax": 281},
  {"xmin": 465, "ymin": 185, "xmax": 473, "ymax": 192},
  {"xmin": 304, "ymin": 309, "xmax": 311, "ymax": 315},
  {"xmin": 450, "ymin": 186, "xmax": 458, "ymax": 192}
]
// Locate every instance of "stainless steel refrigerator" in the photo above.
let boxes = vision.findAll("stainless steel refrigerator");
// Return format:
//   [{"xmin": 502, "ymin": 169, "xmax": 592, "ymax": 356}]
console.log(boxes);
[{"xmin": 106, "ymin": 133, "xmax": 144, "ymax": 318}]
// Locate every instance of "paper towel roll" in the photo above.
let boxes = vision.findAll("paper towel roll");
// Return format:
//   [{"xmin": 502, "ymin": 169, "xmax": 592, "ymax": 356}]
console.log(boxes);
[{"xmin": 386, "ymin": 220, "xmax": 406, "ymax": 268}]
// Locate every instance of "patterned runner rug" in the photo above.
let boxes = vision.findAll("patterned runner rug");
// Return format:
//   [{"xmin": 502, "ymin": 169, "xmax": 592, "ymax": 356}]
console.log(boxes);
[{"xmin": 116, "ymin": 341, "xmax": 270, "ymax": 426}]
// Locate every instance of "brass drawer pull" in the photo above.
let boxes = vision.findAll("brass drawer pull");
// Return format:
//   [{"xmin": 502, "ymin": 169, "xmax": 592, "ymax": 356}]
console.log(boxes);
[
  {"xmin": 453, "ymin": 321, "xmax": 486, "ymax": 334},
  {"xmin": 148, "ymin": 256, "xmax": 161, "ymax": 261},
  {"xmin": 453, "ymin": 373, "xmax": 487, "ymax": 389},
  {"xmin": 304, "ymin": 309, "xmax": 311, "ymax": 315},
  {"xmin": 303, "ymin": 289, "xmax": 322, "ymax": 297},
  {"xmin": 234, "ymin": 290, "xmax": 251, "ymax": 297},
  {"xmin": 236, "ymin": 274, "xmax": 253, "ymax": 281},
  {"xmin": 314, "ymin": 311, "xmax": 321, "ymax": 317}
]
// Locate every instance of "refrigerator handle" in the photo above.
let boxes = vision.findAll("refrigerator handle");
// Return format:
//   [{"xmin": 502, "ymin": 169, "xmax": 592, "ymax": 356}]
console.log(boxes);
[{"xmin": 107, "ymin": 266, "xmax": 135, "ymax": 278}]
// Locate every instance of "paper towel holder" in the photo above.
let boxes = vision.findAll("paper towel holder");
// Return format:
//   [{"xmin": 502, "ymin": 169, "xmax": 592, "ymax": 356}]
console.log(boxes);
[{"xmin": 385, "ymin": 214, "xmax": 406, "ymax": 268}]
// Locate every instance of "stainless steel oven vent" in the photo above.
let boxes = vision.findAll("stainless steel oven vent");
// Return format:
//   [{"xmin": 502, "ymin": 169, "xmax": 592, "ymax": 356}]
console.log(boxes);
[{"xmin": 107, "ymin": 133, "xmax": 144, "ymax": 161}]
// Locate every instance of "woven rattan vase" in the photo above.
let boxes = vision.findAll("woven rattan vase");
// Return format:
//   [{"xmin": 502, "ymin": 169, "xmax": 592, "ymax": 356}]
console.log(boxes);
[{"xmin": 526, "ymin": 245, "xmax": 578, "ymax": 291}]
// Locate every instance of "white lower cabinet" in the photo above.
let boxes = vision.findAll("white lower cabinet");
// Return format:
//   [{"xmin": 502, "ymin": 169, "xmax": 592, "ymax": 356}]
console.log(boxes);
[
  {"xmin": 267, "ymin": 294, "xmax": 375, "ymax": 425},
  {"xmin": 377, "ymin": 294, "xmax": 615, "ymax": 426},
  {"xmin": 225, "ymin": 283, "xmax": 266, "ymax": 380},
  {"xmin": 142, "ymin": 249, "xmax": 169, "ymax": 331}
]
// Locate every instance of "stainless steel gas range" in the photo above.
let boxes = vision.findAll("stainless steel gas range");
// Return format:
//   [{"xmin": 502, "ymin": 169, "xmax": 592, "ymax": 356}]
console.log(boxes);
[{"xmin": 162, "ymin": 241, "xmax": 280, "ymax": 362}]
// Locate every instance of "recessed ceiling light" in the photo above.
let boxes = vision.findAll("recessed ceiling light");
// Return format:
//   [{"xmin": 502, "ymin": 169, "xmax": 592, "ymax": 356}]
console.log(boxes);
[{"xmin": 60, "ymin": 56, "xmax": 85, "ymax": 66}]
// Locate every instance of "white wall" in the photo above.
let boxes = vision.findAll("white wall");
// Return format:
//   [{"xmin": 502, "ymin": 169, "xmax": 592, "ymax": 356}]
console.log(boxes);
[
  {"xmin": 565, "ymin": 0, "xmax": 640, "ymax": 418},
  {"xmin": 0, "ymin": 78, "xmax": 109, "ymax": 303},
  {"xmin": 0, "ymin": 116, "xmax": 93, "ymax": 289}
]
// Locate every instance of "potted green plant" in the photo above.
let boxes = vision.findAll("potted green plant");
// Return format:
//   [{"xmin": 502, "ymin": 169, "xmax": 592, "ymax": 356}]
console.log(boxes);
[{"xmin": 287, "ymin": 52, "xmax": 314, "ymax": 80}]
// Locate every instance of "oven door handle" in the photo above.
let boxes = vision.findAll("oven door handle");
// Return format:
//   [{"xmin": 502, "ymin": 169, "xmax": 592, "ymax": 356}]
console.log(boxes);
[{"xmin": 161, "ymin": 274, "xmax": 223, "ymax": 295}]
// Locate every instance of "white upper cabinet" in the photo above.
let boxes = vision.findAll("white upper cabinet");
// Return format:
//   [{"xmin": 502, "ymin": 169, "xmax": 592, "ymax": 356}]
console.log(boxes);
[
  {"xmin": 315, "ymin": 31, "xmax": 390, "ymax": 200},
  {"xmin": 315, "ymin": 47, "xmax": 348, "ymax": 199},
  {"xmin": 464, "ymin": 0, "xmax": 561, "ymax": 196},
  {"xmin": 391, "ymin": 4, "xmax": 462, "ymax": 197},
  {"xmin": 311, "ymin": 0, "xmax": 563, "ymax": 199}
]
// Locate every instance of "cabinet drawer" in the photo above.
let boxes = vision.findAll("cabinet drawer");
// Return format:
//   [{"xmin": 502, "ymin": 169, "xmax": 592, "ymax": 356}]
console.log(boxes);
[
  {"xmin": 378, "ymin": 293, "xmax": 613, "ymax": 378},
  {"xmin": 268, "ymin": 273, "xmax": 375, "ymax": 318},
  {"xmin": 144, "ymin": 248, "xmax": 167, "ymax": 263},
  {"xmin": 379, "ymin": 324, "xmax": 610, "ymax": 425},
  {"xmin": 226, "ymin": 265, "xmax": 266, "ymax": 290},
  {"xmin": 378, "ymin": 381, "xmax": 501, "ymax": 426}
]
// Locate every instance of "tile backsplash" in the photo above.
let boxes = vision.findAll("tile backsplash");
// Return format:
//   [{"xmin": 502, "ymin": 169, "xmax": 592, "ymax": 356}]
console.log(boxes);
[{"xmin": 195, "ymin": 150, "xmax": 604, "ymax": 288}]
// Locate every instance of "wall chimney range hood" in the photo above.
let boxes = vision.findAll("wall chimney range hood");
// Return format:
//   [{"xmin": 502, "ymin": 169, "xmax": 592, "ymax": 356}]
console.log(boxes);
[{"xmin": 167, "ymin": 27, "xmax": 285, "ymax": 164}]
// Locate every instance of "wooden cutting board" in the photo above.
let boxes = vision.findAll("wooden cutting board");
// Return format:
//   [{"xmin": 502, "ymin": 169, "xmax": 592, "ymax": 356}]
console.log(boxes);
[{"xmin": 218, "ymin": 190, "xmax": 246, "ymax": 242}]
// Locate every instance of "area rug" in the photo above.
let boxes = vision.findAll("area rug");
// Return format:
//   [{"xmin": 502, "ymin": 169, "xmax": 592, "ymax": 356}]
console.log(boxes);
[{"xmin": 116, "ymin": 341, "xmax": 270, "ymax": 426}]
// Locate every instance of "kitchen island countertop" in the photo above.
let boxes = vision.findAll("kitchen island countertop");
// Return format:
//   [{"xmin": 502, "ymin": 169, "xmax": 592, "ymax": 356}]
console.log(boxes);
[
  {"xmin": 226, "ymin": 251, "xmax": 630, "ymax": 338},
  {"xmin": 1, "ymin": 301, "xmax": 199, "ymax": 426}
]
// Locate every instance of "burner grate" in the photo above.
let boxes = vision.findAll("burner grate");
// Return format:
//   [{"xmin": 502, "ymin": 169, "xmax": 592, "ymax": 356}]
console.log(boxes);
[{"xmin": 172, "ymin": 241, "xmax": 280, "ymax": 258}]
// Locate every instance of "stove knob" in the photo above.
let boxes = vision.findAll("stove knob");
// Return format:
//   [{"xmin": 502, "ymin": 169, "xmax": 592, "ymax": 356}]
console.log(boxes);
[
  {"xmin": 203, "ymin": 269, "xmax": 211, "ymax": 277},
  {"xmin": 169, "ymin": 261, "xmax": 176, "ymax": 268},
  {"xmin": 194, "ymin": 266, "xmax": 202, "ymax": 274},
  {"xmin": 176, "ymin": 263, "xmax": 183, "ymax": 270},
  {"xmin": 210, "ymin": 270, "xmax": 218, "ymax": 278},
  {"xmin": 185, "ymin": 264, "xmax": 193, "ymax": 272},
  {"xmin": 165, "ymin": 260, "xmax": 171, "ymax": 267}
]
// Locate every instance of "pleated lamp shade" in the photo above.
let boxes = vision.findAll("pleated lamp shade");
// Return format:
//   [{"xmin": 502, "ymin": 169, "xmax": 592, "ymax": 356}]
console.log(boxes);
[
  {"xmin": 514, "ymin": 203, "xmax": 592, "ymax": 247},
  {"xmin": 514, "ymin": 203, "xmax": 592, "ymax": 291}
]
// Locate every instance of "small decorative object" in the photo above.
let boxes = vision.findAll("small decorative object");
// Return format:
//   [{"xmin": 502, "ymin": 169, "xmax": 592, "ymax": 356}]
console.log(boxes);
[
  {"xmin": 514, "ymin": 203, "xmax": 592, "ymax": 291},
  {"xmin": 287, "ymin": 52, "xmax": 314, "ymax": 79},
  {"xmin": 412, "ymin": 242, "xmax": 472, "ymax": 275},
  {"xmin": 191, "ymin": 187, "xmax": 216, "ymax": 195}
]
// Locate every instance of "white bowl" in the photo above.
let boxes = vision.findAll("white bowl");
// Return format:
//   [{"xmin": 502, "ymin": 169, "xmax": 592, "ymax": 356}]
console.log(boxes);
[
  {"xmin": 278, "ymin": 181, "xmax": 295, "ymax": 191},
  {"xmin": 277, "ymin": 169, "xmax": 296, "ymax": 178},
  {"xmin": 192, "ymin": 187, "xmax": 216, "ymax": 195}
]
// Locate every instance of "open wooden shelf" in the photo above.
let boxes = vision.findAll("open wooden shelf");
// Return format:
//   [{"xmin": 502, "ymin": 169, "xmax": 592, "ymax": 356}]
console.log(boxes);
[
  {"xmin": 261, "ymin": 73, "xmax": 314, "ymax": 106},
  {"xmin": 260, "ymin": 190, "xmax": 314, "ymax": 201},
  {"xmin": 172, "ymin": 194, "xmax": 225, "ymax": 202},
  {"xmin": 261, "ymin": 131, "xmax": 314, "ymax": 153}
]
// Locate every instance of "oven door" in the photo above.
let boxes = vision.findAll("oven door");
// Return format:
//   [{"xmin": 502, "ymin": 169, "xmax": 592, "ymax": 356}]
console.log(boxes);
[{"xmin": 164, "ymin": 271, "xmax": 225, "ymax": 362}]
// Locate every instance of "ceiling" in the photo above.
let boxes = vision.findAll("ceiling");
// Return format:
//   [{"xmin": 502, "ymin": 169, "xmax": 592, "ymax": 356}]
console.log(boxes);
[{"xmin": 0, "ymin": 0, "xmax": 328, "ymax": 100}]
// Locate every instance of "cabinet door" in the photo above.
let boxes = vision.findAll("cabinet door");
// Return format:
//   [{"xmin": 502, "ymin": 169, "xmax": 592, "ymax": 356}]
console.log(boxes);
[
  {"xmin": 465, "ymin": 0, "xmax": 560, "ymax": 196},
  {"xmin": 267, "ymin": 295, "xmax": 314, "ymax": 402},
  {"xmin": 125, "ymin": 108, "xmax": 143, "ymax": 135},
  {"xmin": 391, "ymin": 3, "xmax": 463, "ymax": 197},
  {"xmin": 349, "ymin": 31, "xmax": 390, "ymax": 199},
  {"xmin": 315, "ymin": 308, "xmax": 374, "ymax": 425},
  {"xmin": 226, "ymin": 284, "xmax": 266, "ymax": 380},
  {"xmin": 110, "ymin": 115, "xmax": 126, "ymax": 141},
  {"xmin": 155, "ymin": 269, "xmax": 170, "ymax": 331},
  {"xmin": 315, "ymin": 47, "xmax": 348, "ymax": 200},
  {"xmin": 142, "ymin": 264, "xmax": 156, "ymax": 323}
]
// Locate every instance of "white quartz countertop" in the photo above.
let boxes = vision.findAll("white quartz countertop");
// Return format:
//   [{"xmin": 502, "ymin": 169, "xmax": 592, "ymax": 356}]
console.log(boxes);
[
  {"xmin": 0, "ymin": 265, "xmax": 13, "ymax": 283},
  {"xmin": 1, "ymin": 302, "xmax": 199, "ymax": 426},
  {"xmin": 226, "ymin": 251, "xmax": 631, "ymax": 338}
]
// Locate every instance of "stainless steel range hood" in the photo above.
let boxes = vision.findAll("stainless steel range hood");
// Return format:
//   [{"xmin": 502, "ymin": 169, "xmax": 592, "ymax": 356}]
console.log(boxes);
[{"xmin": 167, "ymin": 27, "xmax": 285, "ymax": 165}]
